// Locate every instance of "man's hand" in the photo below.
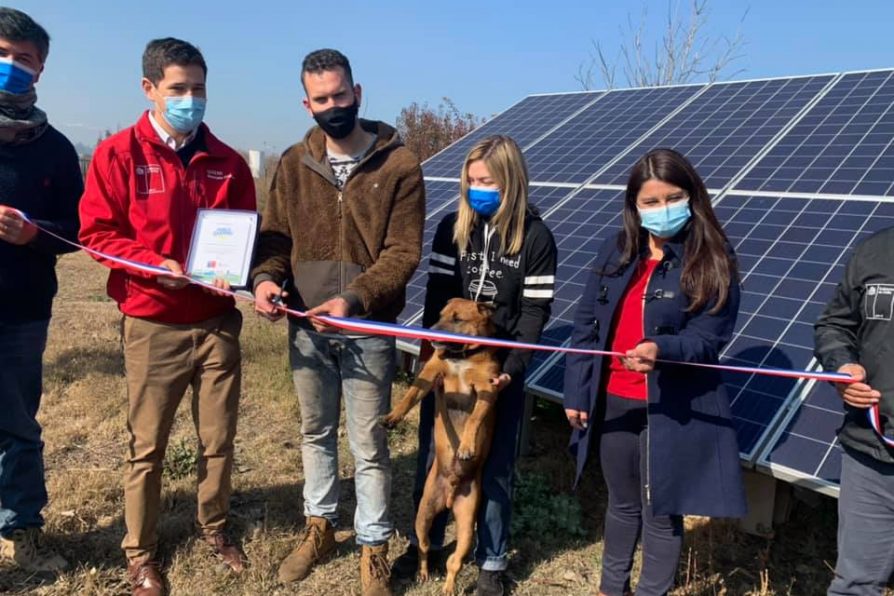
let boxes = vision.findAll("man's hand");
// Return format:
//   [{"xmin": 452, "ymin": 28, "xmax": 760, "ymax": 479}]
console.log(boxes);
[
  {"xmin": 837, "ymin": 363, "xmax": 881, "ymax": 409},
  {"xmin": 306, "ymin": 297, "xmax": 350, "ymax": 333},
  {"xmin": 0, "ymin": 205, "xmax": 37, "ymax": 245},
  {"xmin": 621, "ymin": 341, "xmax": 659, "ymax": 373},
  {"xmin": 565, "ymin": 408, "xmax": 589, "ymax": 430},
  {"xmin": 254, "ymin": 280, "xmax": 288, "ymax": 322},
  {"xmin": 157, "ymin": 259, "xmax": 190, "ymax": 290}
]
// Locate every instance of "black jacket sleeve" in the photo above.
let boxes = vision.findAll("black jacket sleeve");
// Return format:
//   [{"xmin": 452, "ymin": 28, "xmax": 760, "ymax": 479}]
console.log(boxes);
[
  {"xmin": 29, "ymin": 137, "xmax": 83, "ymax": 255},
  {"xmin": 815, "ymin": 245, "xmax": 863, "ymax": 372},
  {"xmin": 502, "ymin": 222, "xmax": 558, "ymax": 380},
  {"xmin": 422, "ymin": 214, "xmax": 463, "ymax": 328}
]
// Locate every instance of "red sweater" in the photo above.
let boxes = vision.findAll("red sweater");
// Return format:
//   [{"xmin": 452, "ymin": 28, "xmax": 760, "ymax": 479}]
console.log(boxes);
[
  {"xmin": 79, "ymin": 112, "xmax": 256, "ymax": 324},
  {"xmin": 606, "ymin": 258, "xmax": 660, "ymax": 400}
]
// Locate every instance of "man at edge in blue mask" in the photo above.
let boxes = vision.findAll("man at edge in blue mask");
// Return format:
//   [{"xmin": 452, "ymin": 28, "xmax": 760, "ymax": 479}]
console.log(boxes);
[
  {"xmin": 78, "ymin": 37, "xmax": 256, "ymax": 596},
  {"xmin": 0, "ymin": 7, "xmax": 82, "ymax": 576}
]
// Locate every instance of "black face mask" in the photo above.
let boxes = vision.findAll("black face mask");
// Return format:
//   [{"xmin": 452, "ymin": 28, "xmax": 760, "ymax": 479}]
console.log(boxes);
[{"xmin": 312, "ymin": 100, "xmax": 359, "ymax": 139}]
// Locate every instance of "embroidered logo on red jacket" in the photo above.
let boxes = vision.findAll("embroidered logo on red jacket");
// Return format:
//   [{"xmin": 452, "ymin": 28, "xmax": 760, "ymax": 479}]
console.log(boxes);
[{"xmin": 135, "ymin": 164, "xmax": 164, "ymax": 195}]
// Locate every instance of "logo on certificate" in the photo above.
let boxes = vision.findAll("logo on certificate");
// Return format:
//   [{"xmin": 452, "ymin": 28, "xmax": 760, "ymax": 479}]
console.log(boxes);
[{"xmin": 135, "ymin": 164, "xmax": 164, "ymax": 195}]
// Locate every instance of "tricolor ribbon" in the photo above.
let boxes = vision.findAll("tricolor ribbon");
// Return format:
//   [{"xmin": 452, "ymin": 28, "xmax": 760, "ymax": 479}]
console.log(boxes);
[
  {"xmin": 868, "ymin": 403, "xmax": 894, "ymax": 447},
  {"xmin": 20, "ymin": 208, "xmax": 894, "ymax": 442}
]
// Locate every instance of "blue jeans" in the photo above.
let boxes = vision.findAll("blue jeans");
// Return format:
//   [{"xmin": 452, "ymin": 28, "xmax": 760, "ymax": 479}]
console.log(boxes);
[
  {"xmin": 289, "ymin": 323, "xmax": 395, "ymax": 545},
  {"xmin": 828, "ymin": 448, "xmax": 894, "ymax": 595},
  {"xmin": 411, "ymin": 375, "xmax": 526, "ymax": 571},
  {"xmin": 0, "ymin": 320, "xmax": 50, "ymax": 536}
]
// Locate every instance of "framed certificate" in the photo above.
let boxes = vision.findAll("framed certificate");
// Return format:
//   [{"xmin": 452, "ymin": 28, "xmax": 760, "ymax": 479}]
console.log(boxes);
[{"xmin": 186, "ymin": 209, "xmax": 259, "ymax": 289}]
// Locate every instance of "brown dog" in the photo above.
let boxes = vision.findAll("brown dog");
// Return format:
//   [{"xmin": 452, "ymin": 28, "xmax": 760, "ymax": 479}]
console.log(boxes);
[{"xmin": 381, "ymin": 298, "xmax": 502, "ymax": 594}]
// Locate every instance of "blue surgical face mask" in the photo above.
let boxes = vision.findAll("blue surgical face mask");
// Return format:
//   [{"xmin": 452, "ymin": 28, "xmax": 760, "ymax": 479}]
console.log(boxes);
[
  {"xmin": 638, "ymin": 199, "xmax": 691, "ymax": 238},
  {"xmin": 163, "ymin": 95, "xmax": 206, "ymax": 133},
  {"xmin": 468, "ymin": 186, "xmax": 501, "ymax": 217},
  {"xmin": 0, "ymin": 57, "xmax": 36, "ymax": 95}
]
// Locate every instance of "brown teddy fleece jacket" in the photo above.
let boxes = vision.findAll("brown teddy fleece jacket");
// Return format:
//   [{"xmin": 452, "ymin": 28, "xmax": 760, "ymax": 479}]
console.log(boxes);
[{"xmin": 251, "ymin": 119, "xmax": 425, "ymax": 323}]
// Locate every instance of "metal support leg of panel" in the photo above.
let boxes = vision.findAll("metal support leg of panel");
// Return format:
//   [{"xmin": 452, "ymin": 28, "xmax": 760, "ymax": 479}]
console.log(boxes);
[{"xmin": 739, "ymin": 469, "xmax": 793, "ymax": 537}]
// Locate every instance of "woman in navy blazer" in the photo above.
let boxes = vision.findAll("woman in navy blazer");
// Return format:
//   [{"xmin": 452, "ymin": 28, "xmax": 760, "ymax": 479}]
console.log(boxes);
[{"xmin": 563, "ymin": 149, "xmax": 747, "ymax": 596}]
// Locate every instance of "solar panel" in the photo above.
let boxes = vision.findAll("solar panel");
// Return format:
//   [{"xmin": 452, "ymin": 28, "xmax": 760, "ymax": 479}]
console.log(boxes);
[
  {"xmin": 758, "ymin": 380, "xmax": 844, "ymax": 497},
  {"xmin": 422, "ymin": 92, "xmax": 602, "ymax": 178},
  {"xmin": 755, "ymin": 199, "xmax": 894, "ymax": 489},
  {"xmin": 397, "ymin": 180, "xmax": 462, "ymax": 326},
  {"xmin": 593, "ymin": 75, "xmax": 834, "ymax": 189},
  {"xmin": 736, "ymin": 71, "xmax": 894, "ymax": 195},
  {"xmin": 527, "ymin": 188, "xmax": 625, "ymax": 396},
  {"xmin": 523, "ymin": 85, "xmax": 702, "ymax": 184},
  {"xmin": 398, "ymin": 69, "xmax": 894, "ymax": 494}
]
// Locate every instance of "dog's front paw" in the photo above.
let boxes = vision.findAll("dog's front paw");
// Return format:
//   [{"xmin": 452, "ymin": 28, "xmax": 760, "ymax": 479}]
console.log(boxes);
[
  {"xmin": 455, "ymin": 443, "xmax": 476, "ymax": 461},
  {"xmin": 417, "ymin": 566, "xmax": 430, "ymax": 583},
  {"xmin": 379, "ymin": 413, "xmax": 402, "ymax": 429}
]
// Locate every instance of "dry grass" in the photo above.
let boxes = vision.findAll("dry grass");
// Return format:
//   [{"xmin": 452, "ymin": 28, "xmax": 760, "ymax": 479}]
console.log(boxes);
[{"xmin": 1, "ymin": 251, "xmax": 888, "ymax": 595}]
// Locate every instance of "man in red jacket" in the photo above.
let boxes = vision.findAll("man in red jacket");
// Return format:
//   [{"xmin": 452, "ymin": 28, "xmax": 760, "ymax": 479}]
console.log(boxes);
[{"xmin": 78, "ymin": 38, "xmax": 255, "ymax": 596}]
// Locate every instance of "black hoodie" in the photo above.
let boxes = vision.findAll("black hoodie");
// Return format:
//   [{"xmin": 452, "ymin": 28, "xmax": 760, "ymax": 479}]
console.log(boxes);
[
  {"xmin": 0, "ymin": 126, "xmax": 83, "ymax": 322},
  {"xmin": 422, "ymin": 209, "xmax": 557, "ymax": 380},
  {"xmin": 815, "ymin": 225, "xmax": 894, "ymax": 464}
]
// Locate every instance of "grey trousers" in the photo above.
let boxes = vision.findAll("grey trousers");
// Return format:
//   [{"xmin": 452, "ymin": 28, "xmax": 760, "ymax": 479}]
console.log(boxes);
[{"xmin": 828, "ymin": 448, "xmax": 894, "ymax": 596}]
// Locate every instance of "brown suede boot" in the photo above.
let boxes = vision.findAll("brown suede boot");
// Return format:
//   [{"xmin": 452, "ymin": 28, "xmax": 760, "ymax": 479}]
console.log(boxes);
[
  {"xmin": 0, "ymin": 528, "xmax": 69, "ymax": 573},
  {"xmin": 277, "ymin": 516, "xmax": 336, "ymax": 583},
  {"xmin": 360, "ymin": 543, "xmax": 391, "ymax": 596}
]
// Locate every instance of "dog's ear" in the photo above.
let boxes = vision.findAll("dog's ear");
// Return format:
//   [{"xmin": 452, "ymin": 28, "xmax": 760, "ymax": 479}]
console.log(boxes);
[
  {"xmin": 476, "ymin": 301, "xmax": 496, "ymax": 317},
  {"xmin": 446, "ymin": 297, "xmax": 465, "ymax": 307}
]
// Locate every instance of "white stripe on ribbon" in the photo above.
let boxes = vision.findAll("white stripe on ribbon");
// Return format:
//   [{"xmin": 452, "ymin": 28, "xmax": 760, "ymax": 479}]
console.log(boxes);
[
  {"xmin": 868, "ymin": 403, "xmax": 894, "ymax": 447},
  {"xmin": 431, "ymin": 252, "xmax": 456, "ymax": 266},
  {"xmin": 525, "ymin": 275, "xmax": 555, "ymax": 285},
  {"xmin": 524, "ymin": 289, "xmax": 554, "ymax": 299},
  {"xmin": 15, "ymin": 209, "xmax": 858, "ymax": 393},
  {"xmin": 429, "ymin": 265, "xmax": 454, "ymax": 276}
]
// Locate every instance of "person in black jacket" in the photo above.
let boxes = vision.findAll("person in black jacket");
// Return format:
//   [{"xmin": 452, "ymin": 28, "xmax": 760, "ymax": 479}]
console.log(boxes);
[
  {"xmin": 563, "ymin": 149, "xmax": 746, "ymax": 596},
  {"xmin": 0, "ymin": 8, "xmax": 82, "ymax": 574},
  {"xmin": 815, "ymin": 229, "xmax": 894, "ymax": 595},
  {"xmin": 392, "ymin": 135, "xmax": 557, "ymax": 596}
]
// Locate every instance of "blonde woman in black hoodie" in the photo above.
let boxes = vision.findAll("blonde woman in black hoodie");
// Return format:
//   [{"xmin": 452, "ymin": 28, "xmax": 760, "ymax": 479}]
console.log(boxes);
[{"xmin": 392, "ymin": 135, "xmax": 557, "ymax": 596}]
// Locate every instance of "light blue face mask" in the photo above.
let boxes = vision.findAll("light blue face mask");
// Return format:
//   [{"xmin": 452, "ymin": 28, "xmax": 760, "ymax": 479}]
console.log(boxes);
[
  {"xmin": 0, "ymin": 57, "xmax": 35, "ymax": 95},
  {"xmin": 638, "ymin": 199, "xmax": 691, "ymax": 238},
  {"xmin": 468, "ymin": 186, "xmax": 501, "ymax": 217},
  {"xmin": 163, "ymin": 95, "xmax": 206, "ymax": 133}
]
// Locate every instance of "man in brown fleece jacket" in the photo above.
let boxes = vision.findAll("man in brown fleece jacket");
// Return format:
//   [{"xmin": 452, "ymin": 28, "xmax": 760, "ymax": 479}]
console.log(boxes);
[{"xmin": 251, "ymin": 49, "xmax": 424, "ymax": 596}]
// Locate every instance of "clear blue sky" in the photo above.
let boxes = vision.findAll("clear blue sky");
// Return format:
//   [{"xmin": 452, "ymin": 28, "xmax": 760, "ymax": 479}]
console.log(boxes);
[{"xmin": 14, "ymin": 0, "xmax": 894, "ymax": 154}]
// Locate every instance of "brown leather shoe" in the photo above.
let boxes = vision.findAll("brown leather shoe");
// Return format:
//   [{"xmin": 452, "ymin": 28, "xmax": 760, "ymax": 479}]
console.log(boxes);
[
  {"xmin": 360, "ymin": 543, "xmax": 391, "ymax": 596},
  {"xmin": 277, "ymin": 516, "xmax": 336, "ymax": 583},
  {"xmin": 204, "ymin": 531, "xmax": 248, "ymax": 574},
  {"xmin": 127, "ymin": 558, "xmax": 164, "ymax": 596}
]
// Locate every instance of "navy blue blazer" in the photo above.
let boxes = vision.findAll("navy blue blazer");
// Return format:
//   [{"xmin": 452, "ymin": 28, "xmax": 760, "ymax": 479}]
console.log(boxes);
[{"xmin": 563, "ymin": 230, "xmax": 747, "ymax": 518}]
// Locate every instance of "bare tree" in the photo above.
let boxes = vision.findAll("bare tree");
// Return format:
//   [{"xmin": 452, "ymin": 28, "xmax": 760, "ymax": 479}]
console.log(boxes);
[
  {"xmin": 577, "ymin": 0, "xmax": 748, "ymax": 90},
  {"xmin": 396, "ymin": 98, "xmax": 484, "ymax": 162}
]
